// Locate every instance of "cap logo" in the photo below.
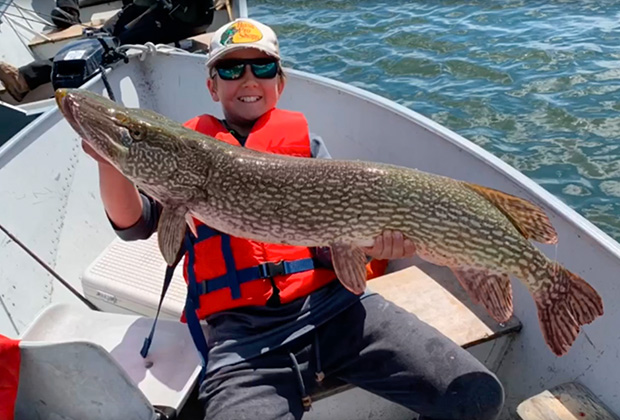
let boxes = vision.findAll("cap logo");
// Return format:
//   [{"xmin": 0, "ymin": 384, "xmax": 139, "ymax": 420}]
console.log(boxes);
[{"xmin": 220, "ymin": 21, "xmax": 263, "ymax": 46}]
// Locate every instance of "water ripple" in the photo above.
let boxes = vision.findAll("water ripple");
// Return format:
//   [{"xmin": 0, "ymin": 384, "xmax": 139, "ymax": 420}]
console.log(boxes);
[{"xmin": 252, "ymin": 0, "xmax": 620, "ymax": 240}]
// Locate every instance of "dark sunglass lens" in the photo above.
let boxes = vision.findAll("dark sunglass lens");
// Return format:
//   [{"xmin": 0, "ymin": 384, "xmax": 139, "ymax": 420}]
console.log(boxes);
[
  {"xmin": 216, "ymin": 63, "xmax": 245, "ymax": 80},
  {"xmin": 251, "ymin": 62, "xmax": 278, "ymax": 79}
]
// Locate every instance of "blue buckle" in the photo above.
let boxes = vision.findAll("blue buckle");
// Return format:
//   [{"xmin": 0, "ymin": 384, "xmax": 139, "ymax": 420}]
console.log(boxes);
[{"xmin": 257, "ymin": 261, "xmax": 286, "ymax": 278}]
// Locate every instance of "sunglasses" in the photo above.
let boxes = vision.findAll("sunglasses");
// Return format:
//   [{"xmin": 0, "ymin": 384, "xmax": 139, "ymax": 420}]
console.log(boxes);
[{"xmin": 212, "ymin": 58, "xmax": 280, "ymax": 81}]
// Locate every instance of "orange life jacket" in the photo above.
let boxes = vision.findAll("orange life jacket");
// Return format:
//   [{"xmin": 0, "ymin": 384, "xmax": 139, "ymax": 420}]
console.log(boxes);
[
  {"xmin": 182, "ymin": 108, "xmax": 339, "ymax": 318},
  {"xmin": 0, "ymin": 334, "xmax": 20, "ymax": 420}
]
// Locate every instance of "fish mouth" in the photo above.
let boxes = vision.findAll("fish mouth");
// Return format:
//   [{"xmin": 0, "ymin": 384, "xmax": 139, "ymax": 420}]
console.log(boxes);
[
  {"xmin": 55, "ymin": 89, "xmax": 80, "ymax": 134},
  {"xmin": 55, "ymin": 88, "xmax": 129, "ymax": 164}
]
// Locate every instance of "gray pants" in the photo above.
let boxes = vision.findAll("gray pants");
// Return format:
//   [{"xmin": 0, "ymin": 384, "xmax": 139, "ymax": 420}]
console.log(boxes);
[{"xmin": 199, "ymin": 294, "xmax": 504, "ymax": 420}]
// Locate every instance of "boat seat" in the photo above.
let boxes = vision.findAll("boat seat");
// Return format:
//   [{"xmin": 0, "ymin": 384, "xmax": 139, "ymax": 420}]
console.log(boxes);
[
  {"xmin": 81, "ymin": 234, "xmax": 188, "ymax": 319},
  {"xmin": 19, "ymin": 303, "xmax": 202, "ymax": 416},
  {"xmin": 517, "ymin": 382, "xmax": 619, "ymax": 420},
  {"xmin": 15, "ymin": 340, "xmax": 156, "ymax": 420},
  {"xmin": 188, "ymin": 32, "xmax": 214, "ymax": 52}
]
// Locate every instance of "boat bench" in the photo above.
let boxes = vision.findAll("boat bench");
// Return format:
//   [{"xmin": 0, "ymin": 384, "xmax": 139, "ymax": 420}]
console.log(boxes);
[
  {"xmin": 517, "ymin": 382, "xmax": 619, "ymax": 420},
  {"xmin": 80, "ymin": 235, "xmax": 522, "ymax": 405}
]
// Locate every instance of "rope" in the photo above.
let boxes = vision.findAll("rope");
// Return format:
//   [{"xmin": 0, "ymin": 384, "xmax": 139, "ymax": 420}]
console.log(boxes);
[{"xmin": 118, "ymin": 42, "xmax": 192, "ymax": 61}]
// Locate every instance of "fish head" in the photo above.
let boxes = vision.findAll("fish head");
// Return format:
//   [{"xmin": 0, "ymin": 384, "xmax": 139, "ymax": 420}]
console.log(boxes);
[
  {"xmin": 55, "ymin": 88, "xmax": 203, "ymax": 201},
  {"xmin": 55, "ymin": 88, "xmax": 140, "ymax": 168}
]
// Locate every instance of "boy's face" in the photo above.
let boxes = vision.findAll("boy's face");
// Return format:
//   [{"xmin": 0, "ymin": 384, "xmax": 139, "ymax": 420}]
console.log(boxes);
[{"xmin": 207, "ymin": 49, "xmax": 285, "ymax": 125}]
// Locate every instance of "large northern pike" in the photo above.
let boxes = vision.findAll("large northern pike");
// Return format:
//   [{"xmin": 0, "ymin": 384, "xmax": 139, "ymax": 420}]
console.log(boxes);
[{"xmin": 56, "ymin": 88, "xmax": 603, "ymax": 356}]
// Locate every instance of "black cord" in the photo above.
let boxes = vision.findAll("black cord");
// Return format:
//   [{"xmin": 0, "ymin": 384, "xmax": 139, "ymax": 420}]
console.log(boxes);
[
  {"xmin": 0, "ymin": 222, "xmax": 100, "ymax": 311},
  {"xmin": 99, "ymin": 65, "xmax": 116, "ymax": 102},
  {"xmin": 96, "ymin": 35, "xmax": 128, "ymax": 102}
]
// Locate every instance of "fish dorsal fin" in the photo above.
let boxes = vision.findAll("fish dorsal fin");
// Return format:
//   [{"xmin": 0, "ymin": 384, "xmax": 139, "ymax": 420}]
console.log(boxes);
[{"xmin": 463, "ymin": 183, "xmax": 558, "ymax": 244}]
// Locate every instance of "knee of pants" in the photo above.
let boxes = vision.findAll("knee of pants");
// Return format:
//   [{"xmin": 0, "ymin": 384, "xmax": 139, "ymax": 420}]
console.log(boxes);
[{"xmin": 444, "ymin": 371, "xmax": 504, "ymax": 420}]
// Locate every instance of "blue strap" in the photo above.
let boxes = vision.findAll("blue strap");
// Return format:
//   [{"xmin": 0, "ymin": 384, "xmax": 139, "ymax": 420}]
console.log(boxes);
[
  {"xmin": 198, "ymin": 258, "xmax": 316, "ymax": 295},
  {"xmin": 194, "ymin": 224, "xmax": 217, "ymax": 243},
  {"xmin": 183, "ymin": 233, "xmax": 209, "ymax": 379},
  {"xmin": 220, "ymin": 234, "xmax": 241, "ymax": 299},
  {"xmin": 192, "ymin": 225, "xmax": 316, "ymax": 296},
  {"xmin": 193, "ymin": 224, "xmax": 242, "ymax": 298}
]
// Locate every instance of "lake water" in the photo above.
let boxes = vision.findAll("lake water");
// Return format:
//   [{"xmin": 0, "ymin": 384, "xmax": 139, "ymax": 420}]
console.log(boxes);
[{"xmin": 251, "ymin": 0, "xmax": 620, "ymax": 240}]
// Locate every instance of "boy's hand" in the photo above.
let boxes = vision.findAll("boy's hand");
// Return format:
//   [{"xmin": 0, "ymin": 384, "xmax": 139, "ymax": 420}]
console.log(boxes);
[{"xmin": 362, "ymin": 230, "xmax": 416, "ymax": 260}]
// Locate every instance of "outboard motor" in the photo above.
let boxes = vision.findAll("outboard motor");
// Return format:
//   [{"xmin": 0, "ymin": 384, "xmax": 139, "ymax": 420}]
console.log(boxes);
[{"xmin": 51, "ymin": 33, "xmax": 121, "ymax": 89}]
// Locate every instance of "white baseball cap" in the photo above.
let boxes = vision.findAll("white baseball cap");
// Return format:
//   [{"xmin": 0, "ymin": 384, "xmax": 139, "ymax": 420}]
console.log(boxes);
[{"xmin": 206, "ymin": 18, "xmax": 280, "ymax": 68}]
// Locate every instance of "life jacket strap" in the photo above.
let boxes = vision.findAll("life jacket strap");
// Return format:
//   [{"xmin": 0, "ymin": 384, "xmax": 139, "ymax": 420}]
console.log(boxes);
[{"xmin": 198, "ymin": 258, "xmax": 317, "ymax": 295}]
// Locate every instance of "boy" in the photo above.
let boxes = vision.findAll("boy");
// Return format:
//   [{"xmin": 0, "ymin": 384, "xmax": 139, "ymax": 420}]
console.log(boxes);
[{"xmin": 85, "ymin": 18, "xmax": 504, "ymax": 420}]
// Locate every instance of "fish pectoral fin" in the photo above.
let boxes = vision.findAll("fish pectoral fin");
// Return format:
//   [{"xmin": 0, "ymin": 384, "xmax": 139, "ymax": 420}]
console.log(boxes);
[
  {"xmin": 330, "ymin": 242, "xmax": 368, "ymax": 295},
  {"xmin": 158, "ymin": 206, "xmax": 188, "ymax": 266},
  {"xmin": 463, "ymin": 182, "xmax": 558, "ymax": 244},
  {"xmin": 451, "ymin": 267, "xmax": 513, "ymax": 323}
]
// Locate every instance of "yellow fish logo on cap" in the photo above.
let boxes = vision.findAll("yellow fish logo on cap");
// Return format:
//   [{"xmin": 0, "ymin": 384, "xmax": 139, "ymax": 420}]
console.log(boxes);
[{"xmin": 220, "ymin": 21, "xmax": 263, "ymax": 45}]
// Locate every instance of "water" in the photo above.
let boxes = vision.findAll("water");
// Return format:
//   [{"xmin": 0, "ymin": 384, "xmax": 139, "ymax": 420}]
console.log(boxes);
[{"xmin": 250, "ymin": 0, "xmax": 620, "ymax": 240}]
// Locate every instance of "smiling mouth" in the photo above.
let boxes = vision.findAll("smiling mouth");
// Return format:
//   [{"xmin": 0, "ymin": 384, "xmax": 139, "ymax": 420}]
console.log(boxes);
[{"xmin": 238, "ymin": 96, "xmax": 261, "ymax": 103}]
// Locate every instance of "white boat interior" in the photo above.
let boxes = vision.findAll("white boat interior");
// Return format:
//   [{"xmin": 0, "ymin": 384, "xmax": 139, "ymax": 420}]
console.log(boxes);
[{"xmin": 1, "ymin": 3, "xmax": 620, "ymax": 419}]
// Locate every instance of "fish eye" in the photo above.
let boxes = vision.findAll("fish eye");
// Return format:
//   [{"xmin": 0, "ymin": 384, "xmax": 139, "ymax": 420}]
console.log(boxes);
[{"xmin": 130, "ymin": 127, "xmax": 145, "ymax": 141}]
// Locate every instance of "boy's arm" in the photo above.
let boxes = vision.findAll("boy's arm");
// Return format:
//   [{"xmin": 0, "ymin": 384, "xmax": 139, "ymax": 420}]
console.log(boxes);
[
  {"xmin": 110, "ymin": 192, "xmax": 161, "ymax": 241},
  {"xmin": 84, "ymin": 141, "xmax": 160, "ymax": 240}
]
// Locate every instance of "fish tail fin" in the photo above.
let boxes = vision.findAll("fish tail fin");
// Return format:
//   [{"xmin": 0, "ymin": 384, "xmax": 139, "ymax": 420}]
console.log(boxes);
[
  {"xmin": 534, "ymin": 263, "xmax": 603, "ymax": 356},
  {"xmin": 556, "ymin": 263, "xmax": 604, "ymax": 325}
]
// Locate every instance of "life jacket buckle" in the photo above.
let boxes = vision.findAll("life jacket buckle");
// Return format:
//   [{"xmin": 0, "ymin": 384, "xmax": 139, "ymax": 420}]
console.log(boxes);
[{"xmin": 258, "ymin": 260, "xmax": 285, "ymax": 278}]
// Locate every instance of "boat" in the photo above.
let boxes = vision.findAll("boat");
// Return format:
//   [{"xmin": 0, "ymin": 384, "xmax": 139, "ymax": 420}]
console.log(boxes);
[{"xmin": 1, "ymin": 2, "xmax": 619, "ymax": 419}]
